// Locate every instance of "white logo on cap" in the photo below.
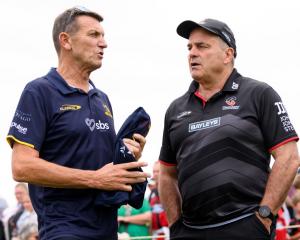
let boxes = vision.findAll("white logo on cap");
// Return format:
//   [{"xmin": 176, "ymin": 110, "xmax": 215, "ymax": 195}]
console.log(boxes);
[{"xmin": 222, "ymin": 31, "xmax": 231, "ymax": 43}]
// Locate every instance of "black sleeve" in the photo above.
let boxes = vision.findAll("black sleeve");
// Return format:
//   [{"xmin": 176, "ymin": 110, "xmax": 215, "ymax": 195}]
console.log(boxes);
[
  {"xmin": 159, "ymin": 107, "xmax": 176, "ymax": 165},
  {"xmin": 258, "ymin": 86, "xmax": 298, "ymax": 151}
]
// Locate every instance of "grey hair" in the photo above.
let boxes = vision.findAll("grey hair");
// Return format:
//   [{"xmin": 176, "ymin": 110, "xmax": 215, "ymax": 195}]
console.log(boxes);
[{"xmin": 52, "ymin": 7, "xmax": 103, "ymax": 55}]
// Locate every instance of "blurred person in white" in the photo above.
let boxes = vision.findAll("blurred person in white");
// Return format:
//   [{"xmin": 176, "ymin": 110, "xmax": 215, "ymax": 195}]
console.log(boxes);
[
  {"xmin": 0, "ymin": 196, "xmax": 8, "ymax": 240},
  {"xmin": 12, "ymin": 195, "xmax": 37, "ymax": 240},
  {"xmin": 18, "ymin": 224, "xmax": 38, "ymax": 240},
  {"xmin": 3, "ymin": 183, "xmax": 28, "ymax": 240}
]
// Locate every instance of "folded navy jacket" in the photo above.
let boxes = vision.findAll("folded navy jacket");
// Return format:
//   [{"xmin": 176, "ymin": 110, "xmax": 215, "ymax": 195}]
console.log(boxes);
[{"xmin": 95, "ymin": 107, "xmax": 151, "ymax": 209}]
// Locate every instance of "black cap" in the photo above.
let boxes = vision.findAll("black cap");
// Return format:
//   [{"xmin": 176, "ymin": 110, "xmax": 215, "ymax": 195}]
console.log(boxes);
[{"xmin": 177, "ymin": 18, "xmax": 237, "ymax": 57}]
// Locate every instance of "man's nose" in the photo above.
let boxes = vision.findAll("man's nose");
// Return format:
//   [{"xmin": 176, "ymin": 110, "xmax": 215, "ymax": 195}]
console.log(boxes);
[
  {"xmin": 99, "ymin": 38, "xmax": 107, "ymax": 48},
  {"xmin": 188, "ymin": 46, "xmax": 197, "ymax": 58}
]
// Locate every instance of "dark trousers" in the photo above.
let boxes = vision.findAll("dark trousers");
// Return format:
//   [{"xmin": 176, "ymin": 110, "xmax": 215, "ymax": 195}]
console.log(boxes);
[
  {"xmin": 170, "ymin": 215, "xmax": 275, "ymax": 240},
  {"xmin": 55, "ymin": 238, "xmax": 79, "ymax": 240},
  {"xmin": 55, "ymin": 237, "xmax": 117, "ymax": 240},
  {"xmin": 0, "ymin": 220, "xmax": 5, "ymax": 240}
]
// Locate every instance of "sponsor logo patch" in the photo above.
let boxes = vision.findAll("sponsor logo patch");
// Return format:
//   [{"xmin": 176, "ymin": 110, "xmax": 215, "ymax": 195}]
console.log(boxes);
[
  {"xmin": 274, "ymin": 102, "xmax": 294, "ymax": 132},
  {"xmin": 189, "ymin": 117, "xmax": 221, "ymax": 132},
  {"xmin": 280, "ymin": 115, "xmax": 295, "ymax": 132},
  {"xmin": 232, "ymin": 82, "xmax": 239, "ymax": 90},
  {"xmin": 14, "ymin": 110, "xmax": 31, "ymax": 122},
  {"xmin": 85, "ymin": 118, "xmax": 110, "ymax": 132},
  {"xmin": 274, "ymin": 102, "xmax": 286, "ymax": 115},
  {"xmin": 10, "ymin": 122, "xmax": 28, "ymax": 134},
  {"xmin": 177, "ymin": 111, "xmax": 192, "ymax": 119},
  {"xmin": 60, "ymin": 104, "xmax": 81, "ymax": 111}
]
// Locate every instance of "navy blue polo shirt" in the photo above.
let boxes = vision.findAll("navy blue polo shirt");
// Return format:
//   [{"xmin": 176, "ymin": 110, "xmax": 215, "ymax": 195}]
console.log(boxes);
[
  {"xmin": 159, "ymin": 69, "xmax": 298, "ymax": 227},
  {"xmin": 7, "ymin": 68, "xmax": 118, "ymax": 240}
]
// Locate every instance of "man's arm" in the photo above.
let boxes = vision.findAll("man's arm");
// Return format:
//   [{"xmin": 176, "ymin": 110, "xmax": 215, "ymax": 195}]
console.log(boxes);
[
  {"xmin": 258, "ymin": 141, "xmax": 300, "ymax": 230},
  {"xmin": 158, "ymin": 163, "xmax": 182, "ymax": 226},
  {"xmin": 12, "ymin": 142, "xmax": 149, "ymax": 191},
  {"xmin": 118, "ymin": 212, "xmax": 151, "ymax": 225}
]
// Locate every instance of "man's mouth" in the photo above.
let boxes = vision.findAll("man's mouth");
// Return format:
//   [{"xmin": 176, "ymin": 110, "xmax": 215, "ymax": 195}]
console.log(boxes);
[
  {"xmin": 190, "ymin": 62, "xmax": 201, "ymax": 69},
  {"xmin": 97, "ymin": 52, "xmax": 104, "ymax": 58}
]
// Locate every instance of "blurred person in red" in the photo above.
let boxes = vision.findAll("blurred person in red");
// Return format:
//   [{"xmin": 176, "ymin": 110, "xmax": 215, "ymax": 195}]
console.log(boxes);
[
  {"xmin": 287, "ymin": 193, "xmax": 300, "ymax": 239},
  {"xmin": 148, "ymin": 161, "xmax": 169, "ymax": 239},
  {"xmin": 275, "ymin": 208, "xmax": 289, "ymax": 240}
]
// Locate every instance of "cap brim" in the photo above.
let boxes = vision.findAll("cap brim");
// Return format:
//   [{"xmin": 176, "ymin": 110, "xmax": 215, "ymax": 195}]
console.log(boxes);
[{"xmin": 176, "ymin": 20, "xmax": 218, "ymax": 39}]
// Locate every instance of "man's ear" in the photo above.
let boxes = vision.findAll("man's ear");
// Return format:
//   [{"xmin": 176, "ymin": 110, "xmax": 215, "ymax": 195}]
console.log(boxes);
[
  {"xmin": 59, "ymin": 32, "xmax": 72, "ymax": 51},
  {"xmin": 224, "ymin": 47, "xmax": 234, "ymax": 64}
]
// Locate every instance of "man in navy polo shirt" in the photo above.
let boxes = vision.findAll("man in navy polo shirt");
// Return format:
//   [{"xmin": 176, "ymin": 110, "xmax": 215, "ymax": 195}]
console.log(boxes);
[
  {"xmin": 158, "ymin": 18, "xmax": 300, "ymax": 239},
  {"xmin": 7, "ymin": 7, "xmax": 149, "ymax": 240}
]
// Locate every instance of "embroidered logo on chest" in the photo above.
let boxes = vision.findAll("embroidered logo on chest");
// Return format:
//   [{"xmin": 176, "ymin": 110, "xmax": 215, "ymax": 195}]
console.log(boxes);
[
  {"xmin": 60, "ymin": 104, "xmax": 81, "ymax": 111},
  {"xmin": 177, "ymin": 111, "xmax": 192, "ymax": 119},
  {"xmin": 222, "ymin": 96, "xmax": 240, "ymax": 110}
]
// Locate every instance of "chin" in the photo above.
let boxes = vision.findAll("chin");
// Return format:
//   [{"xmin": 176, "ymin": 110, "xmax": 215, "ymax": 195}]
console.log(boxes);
[
  {"xmin": 91, "ymin": 62, "xmax": 102, "ymax": 71},
  {"xmin": 191, "ymin": 73, "xmax": 203, "ymax": 81}
]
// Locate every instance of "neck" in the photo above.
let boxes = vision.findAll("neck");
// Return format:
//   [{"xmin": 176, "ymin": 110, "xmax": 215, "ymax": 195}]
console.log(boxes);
[
  {"xmin": 57, "ymin": 58, "xmax": 91, "ymax": 93},
  {"xmin": 197, "ymin": 68, "xmax": 233, "ymax": 100}
]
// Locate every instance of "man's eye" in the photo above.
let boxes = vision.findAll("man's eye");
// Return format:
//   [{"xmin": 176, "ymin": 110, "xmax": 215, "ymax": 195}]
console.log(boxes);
[
  {"xmin": 197, "ymin": 44, "xmax": 208, "ymax": 48},
  {"xmin": 89, "ymin": 32, "xmax": 98, "ymax": 37}
]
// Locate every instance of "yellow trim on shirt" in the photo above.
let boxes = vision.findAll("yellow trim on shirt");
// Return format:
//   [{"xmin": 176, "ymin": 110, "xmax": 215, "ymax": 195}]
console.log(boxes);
[{"xmin": 6, "ymin": 135, "xmax": 34, "ymax": 149}]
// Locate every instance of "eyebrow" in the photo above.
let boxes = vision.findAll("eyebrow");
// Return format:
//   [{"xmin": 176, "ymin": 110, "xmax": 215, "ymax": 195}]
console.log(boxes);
[
  {"xmin": 87, "ymin": 29, "xmax": 104, "ymax": 36},
  {"xmin": 187, "ymin": 41, "xmax": 209, "ymax": 48}
]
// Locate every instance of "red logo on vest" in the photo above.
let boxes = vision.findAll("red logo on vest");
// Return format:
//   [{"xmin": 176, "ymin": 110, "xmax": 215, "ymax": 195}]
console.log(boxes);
[{"xmin": 225, "ymin": 96, "xmax": 237, "ymax": 106}]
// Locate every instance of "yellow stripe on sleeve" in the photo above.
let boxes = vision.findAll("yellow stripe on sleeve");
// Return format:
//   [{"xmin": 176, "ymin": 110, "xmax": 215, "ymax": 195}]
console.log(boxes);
[{"xmin": 6, "ymin": 135, "xmax": 34, "ymax": 149}]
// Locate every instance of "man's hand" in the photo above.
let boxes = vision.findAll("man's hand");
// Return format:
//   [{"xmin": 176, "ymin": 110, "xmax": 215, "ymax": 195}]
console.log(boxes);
[
  {"xmin": 123, "ymin": 133, "xmax": 146, "ymax": 160},
  {"xmin": 93, "ymin": 161, "xmax": 150, "ymax": 191},
  {"xmin": 255, "ymin": 212, "xmax": 272, "ymax": 234}
]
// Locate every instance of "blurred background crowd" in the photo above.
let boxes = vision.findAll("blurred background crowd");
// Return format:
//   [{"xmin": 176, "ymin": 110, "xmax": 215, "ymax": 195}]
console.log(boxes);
[{"xmin": 2, "ymin": 164, "xmax": 300, "ymax": 240}]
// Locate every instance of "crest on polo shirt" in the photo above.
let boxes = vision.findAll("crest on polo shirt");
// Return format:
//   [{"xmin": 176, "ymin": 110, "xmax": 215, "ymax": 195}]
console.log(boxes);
[
  {"xmin": 222, "ymin": 96, "xmax": 240, "ymax": 110},
  {"xmin": 102, "ymin": 103, "xmax": 112, "ymax": 118}
]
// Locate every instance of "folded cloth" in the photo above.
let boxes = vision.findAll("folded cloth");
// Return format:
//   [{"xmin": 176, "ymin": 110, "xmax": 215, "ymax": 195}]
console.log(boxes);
[{"xmin": 95, "ymin": 107, "xmax": 151, "ymax": 208}]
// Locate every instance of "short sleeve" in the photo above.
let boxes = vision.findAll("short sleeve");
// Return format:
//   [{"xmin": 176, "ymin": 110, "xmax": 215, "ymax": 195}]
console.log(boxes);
[
  {"xmin": 159, "ymin": 107, "xmax": 177, "ymax": 166},
  {"xmin": 258, "ymin": 87, "xmax": 298, "ymax": 151},
  {"xmin": 7, "ymin": 87, "xmax": 47, "ymax": 151}
]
